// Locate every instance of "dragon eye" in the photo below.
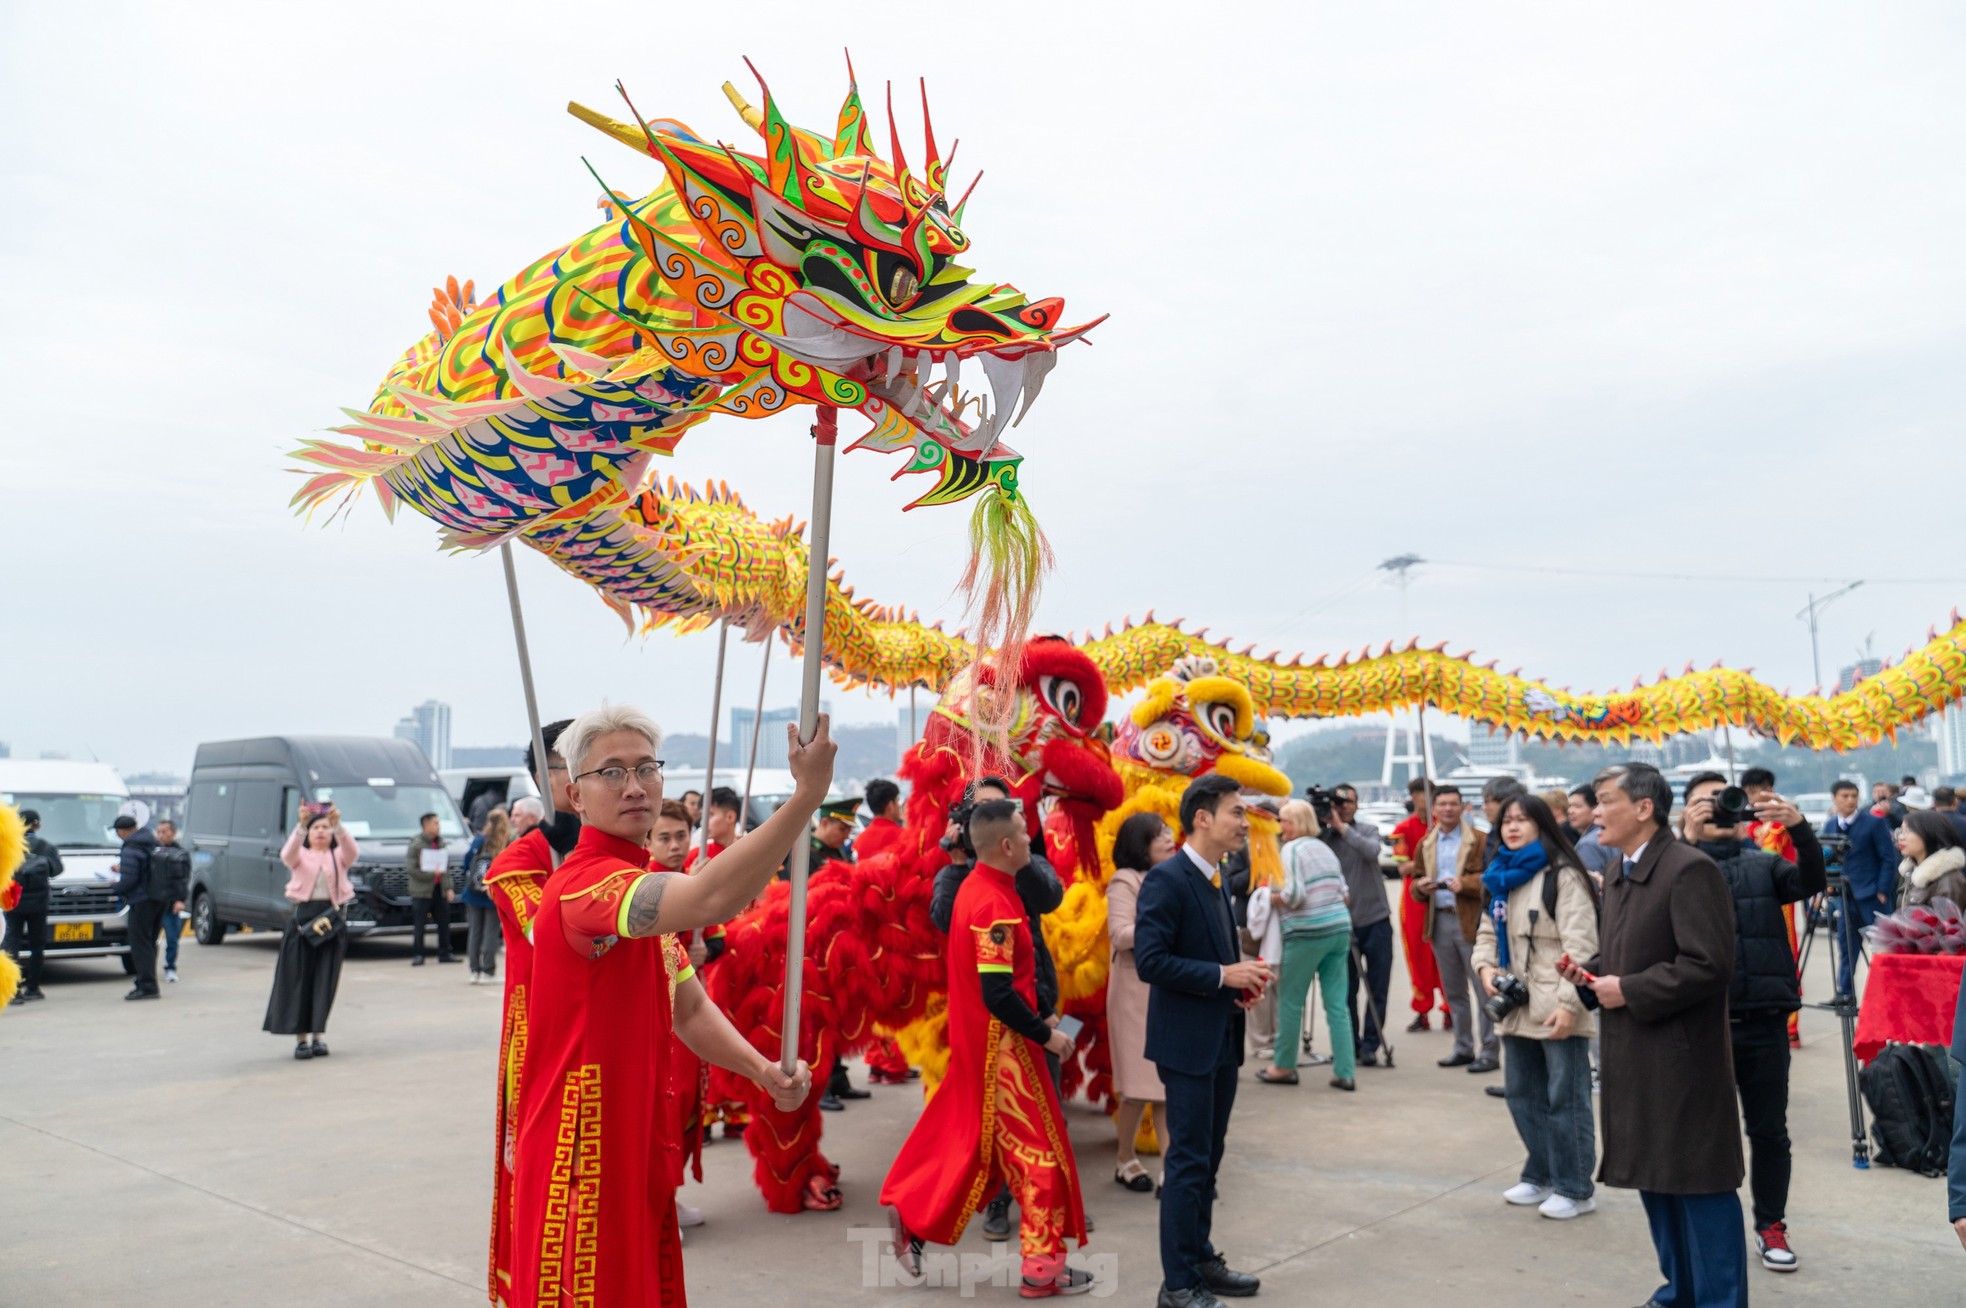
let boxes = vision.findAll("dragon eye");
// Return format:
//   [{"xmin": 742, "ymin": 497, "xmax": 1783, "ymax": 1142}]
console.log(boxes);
[
  {"xmin": 1204, "ymin": 702, "xmax": 1239, "ymax": 739},
  {"xmin": 886, "ymin": 263, "xmax": 919, "ymax": 305},
  {"xmin": 1040, "ymin": 676, "xmax": 1083, "ymax": 725}
]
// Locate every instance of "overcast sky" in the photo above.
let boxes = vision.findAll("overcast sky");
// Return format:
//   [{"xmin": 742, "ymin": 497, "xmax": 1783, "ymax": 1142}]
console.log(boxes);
[{"xmin": 5, "ymin": 2, "xmax": 1964, "ymax": 775}]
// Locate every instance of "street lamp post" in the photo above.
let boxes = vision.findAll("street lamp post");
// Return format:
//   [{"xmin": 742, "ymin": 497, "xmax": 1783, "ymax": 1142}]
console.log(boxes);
[{"xmin": 1797, "ymin": 581, "xmax": 1864, "ymax": 690}]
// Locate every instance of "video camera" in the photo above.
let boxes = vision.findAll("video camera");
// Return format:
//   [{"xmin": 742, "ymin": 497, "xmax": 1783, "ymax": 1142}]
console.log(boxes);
[
  {"xmin": 1304, "ymin": 785, "xmax": 1338, "ymax": 824},
  {"xmin": 939, "ymin": 797, "xmax": 979, "ymax": 859}
]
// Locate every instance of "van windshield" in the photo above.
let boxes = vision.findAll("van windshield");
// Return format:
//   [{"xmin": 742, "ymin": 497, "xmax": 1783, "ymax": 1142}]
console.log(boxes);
[
  {"xmin": 311, "ymin": 784, "xmax": 462, "ymax": 840},
  {"xmin": 0, "ymin": 793, "xmax": 126, "ymax": 849}
]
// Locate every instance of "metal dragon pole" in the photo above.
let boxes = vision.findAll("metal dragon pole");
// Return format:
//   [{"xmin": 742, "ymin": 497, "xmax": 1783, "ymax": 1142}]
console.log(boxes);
[
  {"xmin": 781, "ymin": 405, "xmax": 837, "ymax": 1077},
  {"xmin": 500, "ymin": 544, "xmax": 557, "ymax": 847},
  {"xmin": 696, "ymin": 619, "xmax": 730, "ymax": 862},
  {"xmin": 740, "ymin": 636, "xmax": 773, "ymax": 832}
]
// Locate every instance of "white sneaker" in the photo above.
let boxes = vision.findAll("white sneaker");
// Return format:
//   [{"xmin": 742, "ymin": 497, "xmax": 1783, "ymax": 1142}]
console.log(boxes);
[
  {"xmin": 165, "ymin": 968, "xmax": 178, "ymax": 983},
  {"xmin": 1539, "ymin": 1194, "xmax": 1595, "ymax": 1220},
  {"xmin": 676, "ymin": 1201, "xmax": 705, "ymax": 1228},
  {"xmin": 1503, "ymin": 1182, "xmax": 1553, "ymax": 1206}
]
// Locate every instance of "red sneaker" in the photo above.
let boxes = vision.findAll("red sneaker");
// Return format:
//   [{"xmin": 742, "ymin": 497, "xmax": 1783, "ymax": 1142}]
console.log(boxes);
[{"xmin": 1755, "ymin": 1222, "xmax": 1798, "ymax": 1272}]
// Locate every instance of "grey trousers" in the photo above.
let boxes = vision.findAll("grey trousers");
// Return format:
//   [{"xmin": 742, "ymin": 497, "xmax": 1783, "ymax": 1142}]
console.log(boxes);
[
  {"xmin": 465, "ymin": 903, "xmax": 501, "ymax": 975},
  {"xmin": 1431, "ymin": 913, "xmax": 1497, "ymax": 1060}
]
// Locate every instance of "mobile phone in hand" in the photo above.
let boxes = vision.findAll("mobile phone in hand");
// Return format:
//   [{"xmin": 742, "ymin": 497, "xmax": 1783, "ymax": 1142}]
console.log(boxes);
[{"xmin": 1054, "ymin": 1015, "xmax": 1084, "ymax": 1043}]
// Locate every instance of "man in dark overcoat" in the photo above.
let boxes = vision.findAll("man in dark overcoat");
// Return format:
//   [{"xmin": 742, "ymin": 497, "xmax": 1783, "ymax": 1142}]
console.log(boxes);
[{"xmin": 1561, "ymin": 763, "xmax": 1746, "ymax": 1308}]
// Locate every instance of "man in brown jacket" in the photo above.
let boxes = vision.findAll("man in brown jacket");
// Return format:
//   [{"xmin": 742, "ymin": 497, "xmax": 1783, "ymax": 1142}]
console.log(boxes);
[
  {"xmin": 1561, "ymin": 763, "xmax": 1746, "ymax": 1308},
  {"xmin": 1409, "ymin": 786, "xmax": 1498, "ymax": 1072}
]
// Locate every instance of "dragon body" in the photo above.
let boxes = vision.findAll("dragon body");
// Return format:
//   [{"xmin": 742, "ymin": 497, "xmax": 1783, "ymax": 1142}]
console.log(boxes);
[{"xmin": 701, "ymin": 638, "xmax": 1122, "ymax": 1213}]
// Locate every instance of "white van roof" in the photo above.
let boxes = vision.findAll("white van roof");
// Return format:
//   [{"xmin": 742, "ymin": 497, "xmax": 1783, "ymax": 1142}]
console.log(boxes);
[{"xmin": 0, "ymin": 759, "xmax": 130, "ymax": 798}]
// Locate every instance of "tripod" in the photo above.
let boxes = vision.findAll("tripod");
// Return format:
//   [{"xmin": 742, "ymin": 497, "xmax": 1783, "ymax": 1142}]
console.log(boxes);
[{"xmin": 1792, "ymin": 870, "xmax": 1871, "ymax": 1168}]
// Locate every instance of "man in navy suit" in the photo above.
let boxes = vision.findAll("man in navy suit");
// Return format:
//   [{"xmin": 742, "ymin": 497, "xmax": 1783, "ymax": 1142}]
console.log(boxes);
[
  {"xmin": 1821, "ymin": 779, "xmax": 1899, "ymax": 999},
  {"xmin": 1134, "ymin": 773, "xmax": 1274, "ymax": 1308}
]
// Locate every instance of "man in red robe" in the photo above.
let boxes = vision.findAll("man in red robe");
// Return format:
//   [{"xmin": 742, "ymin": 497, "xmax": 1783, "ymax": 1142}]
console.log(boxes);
[
  {"xmin": 484, "ymin": 718, "xmax": 577, "ymax": 1307},
  {"xmin": 1390, "ymin": 777, "xmax": 1447, "ymax": 1031},
  {"xmin": 509, "ymin": 705, "xmax": 832, "ymax": 1308},
  {"xmin": 854, "ymin": 778, "xmax": 907, "ymax": 862},
  {"xmin": 884, "ymin": 799, "xmax": 1093, "ymax": 1299}
]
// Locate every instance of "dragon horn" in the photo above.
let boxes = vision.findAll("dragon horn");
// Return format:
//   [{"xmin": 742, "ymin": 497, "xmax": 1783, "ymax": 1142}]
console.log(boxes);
[
  {"xmin": 919, "ymin": 78, "xmax": 943, "ymax": 188},
  {"xmin": 834, "ymin": 49, "xmax": 872, "ymax": 157},
  {"xmin": 568, "ymin": 100, "xmax": 657, "ymax": 156},
  {"xmin": 721, "ymin": 81, "xmax": 765, "ymax": 134},
  {"xmin": 885, "ymin": 80, "xmax": 911, "ymax": 185},
  {"xmin": 743, "ymin": 57, "xmax": 803, "ymax": 202}
]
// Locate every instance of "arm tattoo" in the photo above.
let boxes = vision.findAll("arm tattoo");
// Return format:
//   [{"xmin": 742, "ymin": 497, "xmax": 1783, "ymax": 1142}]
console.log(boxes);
[{"xmin": 627, "ymin": 871, "xmax": 675, "ymax": 938}]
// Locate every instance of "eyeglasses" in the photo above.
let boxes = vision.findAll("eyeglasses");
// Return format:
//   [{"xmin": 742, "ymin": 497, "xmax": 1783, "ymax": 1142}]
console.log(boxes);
[{"xmin": 573, "ymin": 762, "xmax": 665, "ymax": 790}]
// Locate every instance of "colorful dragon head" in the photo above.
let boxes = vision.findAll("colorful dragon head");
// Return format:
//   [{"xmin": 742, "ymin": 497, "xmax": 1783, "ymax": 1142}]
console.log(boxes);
[
  {"xmin": 917, "ymin": 637, "xmax": 1124, "ymax": 825},
  {"xmin": 1116, "ymin": 656, "xmax": 1293, "ymax": 799},
  {"xmin": 571, "ymin": 59, "xmax": 1102, "ymax": 509}
]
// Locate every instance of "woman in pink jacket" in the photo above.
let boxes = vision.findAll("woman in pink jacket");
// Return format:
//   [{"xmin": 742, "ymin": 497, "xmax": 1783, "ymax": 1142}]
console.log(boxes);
[{"xmin": 263, "ymin": 805, "xmax": 358, "ymax": 1059}]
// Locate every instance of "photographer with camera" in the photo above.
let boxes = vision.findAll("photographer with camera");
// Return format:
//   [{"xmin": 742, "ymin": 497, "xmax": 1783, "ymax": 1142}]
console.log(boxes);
[
  {"xmin": 1471, "ymin": 792, "xmax": 1598, "ymax": 1219},
  {"xmin": 1310, "ymin": 785, "xmax": 1392, "ymax": 1067},
  {"xmin": 1682, "ymin": 772, "xmax": 1825, "ymax": 1272}
]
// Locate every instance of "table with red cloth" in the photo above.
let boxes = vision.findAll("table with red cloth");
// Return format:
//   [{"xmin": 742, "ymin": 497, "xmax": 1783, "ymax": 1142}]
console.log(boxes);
[{"xmin": 1853, "ymin": 952, "xmax": 1966, "ymax": 1064}]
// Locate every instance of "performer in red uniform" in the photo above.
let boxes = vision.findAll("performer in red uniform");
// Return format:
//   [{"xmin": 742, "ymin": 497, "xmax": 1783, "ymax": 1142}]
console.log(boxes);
[
  {"xmin": 1390, "ymin": 778, "xmax": 1446, "ymax": 1030},
  {"xmin": 854, "ymin": 778, "xmax": 908, "ymax": 862},
  {"xmin": 884, "ymin": 799, "xmax": 1093, "ymax": 1299},
  {"xmin": 508, "ymin": 705, "xmax": 832, "ymax": 1308},
  {"xmin": 484, "ymin": 718, "xmax": 577, "ymax": 1307}
]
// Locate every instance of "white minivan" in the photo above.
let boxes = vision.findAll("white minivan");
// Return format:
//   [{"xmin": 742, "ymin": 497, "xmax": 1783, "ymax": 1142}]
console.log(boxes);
[{"xmin": 0, "ymin": 759, "xmax": 136, "ymax": 967}]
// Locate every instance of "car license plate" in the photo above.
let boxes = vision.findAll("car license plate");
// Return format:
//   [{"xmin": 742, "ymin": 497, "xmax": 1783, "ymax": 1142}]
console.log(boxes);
[{"xmin": 53, "ymin": 922, "xmax": 95, "ymax": 943}]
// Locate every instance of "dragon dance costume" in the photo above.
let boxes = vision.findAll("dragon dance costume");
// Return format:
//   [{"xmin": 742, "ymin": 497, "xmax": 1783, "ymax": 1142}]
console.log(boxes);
[
  {"xmin": 882, "ymin": 861, "xmax": 1087, "ymax": 1283},
  {"xmin": 509, "ymin": 826, "xmax": 697, "ymax": 1308}
]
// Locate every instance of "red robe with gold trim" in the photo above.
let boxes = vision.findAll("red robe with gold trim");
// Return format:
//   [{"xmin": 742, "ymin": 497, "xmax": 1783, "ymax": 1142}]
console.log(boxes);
[
  {"xmin": 485, "ymin": 828, "xmax": 550, "ymax": 1305},
  {"xmin": 881, "ymin": 862, "xmax": 1086, "ymax": 1256},
  {"xmin": 509, "ymin": 826, "xmax": 695, "ymax": 1308}
]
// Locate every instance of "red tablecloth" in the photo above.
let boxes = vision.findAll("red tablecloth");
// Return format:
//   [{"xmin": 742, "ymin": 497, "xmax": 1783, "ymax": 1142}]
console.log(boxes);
[{"xmin": 1853, "ymin": 952, "xmax": 1965, "ymax": 1064}]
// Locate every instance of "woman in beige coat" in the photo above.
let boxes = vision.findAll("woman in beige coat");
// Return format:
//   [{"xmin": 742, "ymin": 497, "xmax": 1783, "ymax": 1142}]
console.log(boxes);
[
  {"xmin": 1472, "ymin": 793, "xmax": 1599, "ymax": 1220},
  {"xmin": 1107, "ymin": 811, "xmax": 1174, "ymax": 1192}
]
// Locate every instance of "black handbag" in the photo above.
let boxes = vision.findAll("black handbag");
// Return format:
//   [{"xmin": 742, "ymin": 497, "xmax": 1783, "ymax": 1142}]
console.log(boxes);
[{"xmin": 294, "ymin": 899, "xmax": 345, "ymax": 949}]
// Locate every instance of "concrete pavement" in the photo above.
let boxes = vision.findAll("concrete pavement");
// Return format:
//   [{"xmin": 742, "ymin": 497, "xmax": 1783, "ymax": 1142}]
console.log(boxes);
[{"xmin": 1, "ymin": 921, "xmax": 1958, "ymax": 1305}]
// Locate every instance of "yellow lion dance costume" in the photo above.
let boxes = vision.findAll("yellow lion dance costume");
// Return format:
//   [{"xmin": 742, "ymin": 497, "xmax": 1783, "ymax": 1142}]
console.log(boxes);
[{"xmin": 1040, "ymin": 656, "xmax": 1294, "ymax": 1135}]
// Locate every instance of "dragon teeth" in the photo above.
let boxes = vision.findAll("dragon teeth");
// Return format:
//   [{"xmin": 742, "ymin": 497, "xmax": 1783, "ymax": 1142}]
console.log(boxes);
[
  {"xmin": 1012, "ymin": 351, "xmax": 1058, "ymax": 429},
  {"xmin": 979, "ymin": 350, "xmax": 1024, "ymax": 445}
]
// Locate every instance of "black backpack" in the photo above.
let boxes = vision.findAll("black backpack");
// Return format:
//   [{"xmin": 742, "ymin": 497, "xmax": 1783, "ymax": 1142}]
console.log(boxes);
[
  {"xmin": 1860, "ymin": 1042, "xmax": 1956, "ymax": 1177},
  {"xmin": 148, "ymin": 843, "xmax": 192, "ymax": 904}
]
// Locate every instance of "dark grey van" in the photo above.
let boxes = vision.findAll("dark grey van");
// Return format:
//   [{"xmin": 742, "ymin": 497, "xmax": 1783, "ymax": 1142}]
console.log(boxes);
[{"xmin": 184, "ymin": 736, "xmax": 471, "ymax": 945}]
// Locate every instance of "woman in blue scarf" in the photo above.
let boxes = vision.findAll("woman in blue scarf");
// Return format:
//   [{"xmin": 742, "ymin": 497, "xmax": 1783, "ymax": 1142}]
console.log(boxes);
[{"xmin": 1471, "ymin": 793, "xmax": 1601, "ymax": 1221}]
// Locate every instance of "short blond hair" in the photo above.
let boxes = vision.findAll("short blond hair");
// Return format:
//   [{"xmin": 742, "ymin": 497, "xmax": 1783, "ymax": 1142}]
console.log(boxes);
[
  {"xmin": 1279, "ymin": 798, "xmax": 1321, "ymax": 838},
  {"xmin": 560, "ymin": 703, "xmax": 664, "ymax": 777}
]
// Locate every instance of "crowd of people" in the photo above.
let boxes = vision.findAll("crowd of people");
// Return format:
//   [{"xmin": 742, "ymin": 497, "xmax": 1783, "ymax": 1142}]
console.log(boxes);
[{"xmin": 10, "ymin": 736, "xmax": 1966, "ymax": 1305}]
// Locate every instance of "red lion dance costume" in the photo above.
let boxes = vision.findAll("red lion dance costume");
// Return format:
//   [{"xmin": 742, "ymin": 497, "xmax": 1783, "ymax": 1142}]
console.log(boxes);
[{"xmin": 703, "ymin": 637, "xmax": 1123, "ymax": 1212}]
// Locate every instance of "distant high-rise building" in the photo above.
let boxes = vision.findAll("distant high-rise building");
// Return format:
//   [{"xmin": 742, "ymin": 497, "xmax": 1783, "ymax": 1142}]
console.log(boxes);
[
  {"xmin": 395, "ymin": 700, "xmax": 453, "ymax": 769},
  {"xmin": 729, "ymin": 705, "xmax": 801, "ymax": 770},
  {"xmin": 1836, "ymin": 658, "xmax": 1885, "ymax": 695},
  {"xmin": 1465, "ymin": 728, "xmax": 1519, "ymax": 770},
  {"xmin": 0, "ymin": 739, "xmax": 9, "ymax": 758},
  {"xmin": 1938, "ymin": 703, "xmax": 1966, "ymax": 780}
]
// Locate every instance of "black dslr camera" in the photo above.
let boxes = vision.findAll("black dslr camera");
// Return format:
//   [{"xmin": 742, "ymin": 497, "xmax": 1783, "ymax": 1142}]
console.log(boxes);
[
  {"xmin": 1305, "ymin": 785, "xmax": 1338, "ymax": 824},
  {"xmin": 1709, "ymin": 785, "xmax": 1756, "ymax": 829},
  {"xmin": 939, "ymin": 797, "xmax": 978, "ymax": 859},
  {"xmin": 1484, "ymin": 972, "xmax": 1531, "ymax": 1022}
]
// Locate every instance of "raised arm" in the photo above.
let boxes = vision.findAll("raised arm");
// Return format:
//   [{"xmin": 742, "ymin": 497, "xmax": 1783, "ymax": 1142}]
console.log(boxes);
[
  {"xmin": 280, "ymin": 824, "xmax": 305, "ymax": 872},
  {"xmin": 334, "ymin": 823, "xmax": 361, "ymax": 872},
  {"xmin": 1017, "ymin": 854, "xmax": 1064, "ymax": 917},
  {"xmin": 621, "ymin": 717, "xmax": 838, "ymax": 938}
]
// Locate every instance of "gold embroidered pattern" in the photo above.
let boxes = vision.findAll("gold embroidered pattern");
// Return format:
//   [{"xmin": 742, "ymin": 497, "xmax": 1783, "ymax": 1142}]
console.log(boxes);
[
  {"xmin": 972, "ymin": 918, "xmax": 1020, "ymax": 971},
  {"xmin": 951, "ymin": 1017, "xmax": 1005, "ymax": 1238},
  {"xmin": 536, "ymin": 1063, "xmax": 603, "ymax": 1307},
  {"xmin": 497, "ymin": 876, "xmax": 545, "ymax": 939}
]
